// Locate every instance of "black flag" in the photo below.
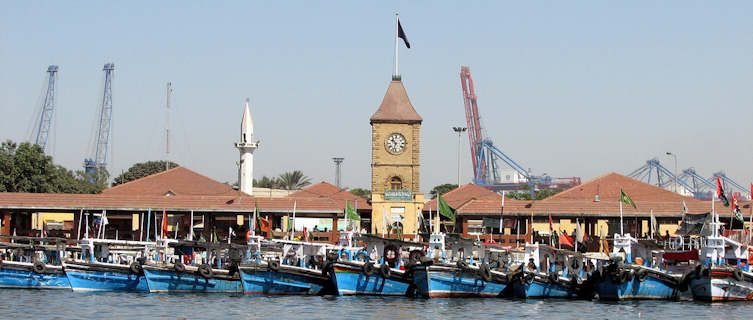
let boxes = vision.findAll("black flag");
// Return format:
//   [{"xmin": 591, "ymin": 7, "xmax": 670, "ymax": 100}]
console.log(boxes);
[{"xmin": 398, "ymin": 19, "xmax": 410, "ymax": 48}]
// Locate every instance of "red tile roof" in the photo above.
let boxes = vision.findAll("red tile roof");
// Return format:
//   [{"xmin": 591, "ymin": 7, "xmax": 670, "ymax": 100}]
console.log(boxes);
[
  {"xmin": 423, "ymin": 183, "xmax": 502, "ymax": 211},
  {"xmin": 288, "ymin": 182, "xmax": 371, "ymax": 210},
  {"xmin": 542, "ymin": 172, "xmax": 693, "ymax": 203},
  {"xmin": 370, "ymin": 80, "xmax": 422, "ymax": 124},
  {"xmin": 101, "ymin": 167, "xmax": 240, "ymax": 197}
]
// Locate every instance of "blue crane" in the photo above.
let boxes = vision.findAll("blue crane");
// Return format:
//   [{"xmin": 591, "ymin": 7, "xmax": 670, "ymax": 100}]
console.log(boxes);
[
  {"xmin": 33, "ymin": 65, "xmax": 59, "ymax": 152},
  {"xmin": 84, "ymin": 63, "xmax": 115, "ymax": 183}
]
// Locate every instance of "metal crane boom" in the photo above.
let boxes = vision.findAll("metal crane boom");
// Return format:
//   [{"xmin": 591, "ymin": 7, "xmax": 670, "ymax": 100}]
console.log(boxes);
[
  {"xmin": 34, "ymin": 65, "xmax": 59, "ymax": 152},
  {"xmin": 84, "ymin": 63, "xmax": 115, "ymax": 182}
]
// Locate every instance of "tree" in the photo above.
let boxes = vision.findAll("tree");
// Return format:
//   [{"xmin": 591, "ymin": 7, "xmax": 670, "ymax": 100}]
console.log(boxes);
[
  {"xmin": 349, "ymin": 188, "xmax": 371, "ymax": 201},
  {"xmin": 277, "ymin": 170, "xmax": 311, "ymax": 190},
  {"xmin": 0, "ymin": 140, "xmax": 104, "ymax": 193},
  {"xmin": 506, "ymin": 187, "xmax": 564, "ymax": 200},
  {"xmin": 429, "ymin": 183, "xmax": 459, "ymax": 199},
  {"xmin": 112, "ymin": 160, "xmax": 179, "ymax": 186},
  {"xmin": 253, "ymin": 176, "xmax": 281, "ymax": 189}
]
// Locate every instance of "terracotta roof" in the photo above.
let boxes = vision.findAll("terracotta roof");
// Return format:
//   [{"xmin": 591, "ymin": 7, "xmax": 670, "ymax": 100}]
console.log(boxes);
[
  {"xmin": 288, "ymin": 182, "xmax": 371, "ymax": 210},
  {"xmin": 369, "ymin": 80, "xmax": 422, "ymax": 124},
  {"xmin": 456, "ymin": 198, "xmax": 533, "ymax": 216},
  {"xmin": 101, "ymin": 167, "xmax": 240, "ymax": 197},
  {"xmin": 0, "ymin": 192, "xmax": 342, "ymax": 215},
  {"xmin": 423, "ymin": 183, "xmax": 502, "ymax": 211},
  {"xmin": 543, "ymin": 172, "xmax": 694, "ymax": 203}
]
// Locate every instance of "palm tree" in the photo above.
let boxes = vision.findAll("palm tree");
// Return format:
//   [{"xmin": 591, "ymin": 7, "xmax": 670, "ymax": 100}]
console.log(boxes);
[{"xmin": 277, "ymin": 170, "xmax": 311, "ymax": 190}]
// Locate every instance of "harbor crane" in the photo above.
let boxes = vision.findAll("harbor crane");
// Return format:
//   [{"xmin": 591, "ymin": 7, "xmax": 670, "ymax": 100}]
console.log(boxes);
[
  {"xmin": 83, "ymin": 63, "xmax": 115, "ymax": 183},
  {"xmin": 628, "ymin": 158, "xmax": 750, "ymax": 200},
  {"xmin": 32, "ymin": 65, "xmax": 59, "ymax": 152},
  {"xmin": 459, "ymin": 66, "xmax": 580, "ymax": 192}
]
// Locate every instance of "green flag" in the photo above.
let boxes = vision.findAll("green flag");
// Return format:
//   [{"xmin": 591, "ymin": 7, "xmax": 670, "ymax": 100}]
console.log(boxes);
[
  {"xmin": 255, "ymin": 202, "xmax": 262, "ymax": 232},
  {"xmin": 346, "ymin": 201, "xmax": 360, "ymax": 221},
  {"xmin": 438, "ymin": 193, "xmax": 456, "ymax": 222},
  {"xmin": 620, "ymin": 189, "xmax": 637, "ymax": 209}
]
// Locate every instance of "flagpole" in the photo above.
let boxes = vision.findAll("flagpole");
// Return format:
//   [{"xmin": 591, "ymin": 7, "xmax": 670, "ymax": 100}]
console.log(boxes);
[
  {"xmin": 394, "ymin": 13, "xmax": 399, "ymax": 77},
  {"xmin": 575, "ymin": 218, "xmax": 579, "ymax": 252},
  {"xmin": 145, "ymin": 208, "xmax": 151, "ymax": 242},
  {"xmin": 189, "ymin": 210, "xmax": 194, "ymax": 241},
  {"xmin": 429, "ymin": 205, "xmax": 433, "ymax": 234},
  {"xmin": 292, "ymin": 201, "xmax": 297, "ymax": 238},
  {"xmin": 344, "ymin": 200, "xmax": 348, "ymax": 233},
  {"xmin": 619, "ymin": 196, "xmax": 624, "ymax": 236}
]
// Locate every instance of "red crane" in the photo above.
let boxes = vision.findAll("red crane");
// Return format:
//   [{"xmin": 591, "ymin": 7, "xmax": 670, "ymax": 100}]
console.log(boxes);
[{"xmin": 460, "ymin": 66, "xmax": 485, "ymax": 182}]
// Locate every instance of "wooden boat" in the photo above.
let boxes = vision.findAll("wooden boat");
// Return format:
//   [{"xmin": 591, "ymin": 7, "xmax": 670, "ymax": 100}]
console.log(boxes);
[
  {"xmin": 64, "ymin": 238, "xmax": 155, "ymax": 292},
  {"xmin": 0, "ymin": 236, "xmax": 75, "ymax": 290}
]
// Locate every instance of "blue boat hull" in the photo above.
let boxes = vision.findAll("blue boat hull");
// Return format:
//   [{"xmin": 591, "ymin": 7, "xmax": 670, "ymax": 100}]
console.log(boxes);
[
  {"xmin": 511, "ymin": 277, "xmax": 576, "ymax": 298},
  {"xmin": 412, "ymin": 267, "xmax": 507, "ymax": 298},
  {"xmin": 143, "ymin": 268, "xmax": 242, "ymax": 293},
  {"xmin": 596, "ymin": 274, "xmax": 678, "ymax": 300},
  {"xmin": 0, "ymin": 267, "xmax": 70, "ymax": 289},
  {"xmin": 239, "ymin": 267, "xmax": 330, "ymax": 295},
  {"xmin": 332, "ymin": 264, "xmax": 411, "ymax": 296},
  {"xmin": 65, "ymin": 269, "xmax": 148, "ymax": 292}
]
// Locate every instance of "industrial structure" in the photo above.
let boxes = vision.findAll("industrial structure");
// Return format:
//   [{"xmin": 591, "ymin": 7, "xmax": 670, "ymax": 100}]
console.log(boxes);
[
  {"xmin": 32, "ymin": 65, "xmax": 59, "ymax": 153},
  {"xmin": 459, "ymin": 66, "xmax": 580, "ymax": 192},
  {"xmin": 83, "ymin": 63, "xmax": 115, "ymax": 182},
  {"xmin": 628, "ymin": 158, "xmax": 751, "ymax": 200}
]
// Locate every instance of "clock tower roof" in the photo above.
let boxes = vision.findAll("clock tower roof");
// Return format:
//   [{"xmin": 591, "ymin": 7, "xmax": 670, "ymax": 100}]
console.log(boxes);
[{"xmin": 370, "ymin": 80, "xmax": 423, "ymax": 124}]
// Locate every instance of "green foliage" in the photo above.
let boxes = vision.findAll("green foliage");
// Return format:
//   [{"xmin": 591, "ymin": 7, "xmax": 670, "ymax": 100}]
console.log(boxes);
[
  {"xmin": 506, "ymin": 187, "xmax": 565, "ymax": 201},
  {"xmin": 348, "ymin": 188, "xmax": 371, "ymax": 201},
  {"xmin": 253, "ymin": 176, "xmax": 280, "ymax": 189},
  {"xmin": 0, "ymin": 140, "xmax": 106, "ymax": 193},
  {"xmin": 276, "ymin": 170, "xmax": 311, "ymax": 190},
  {"xmin": 112, "ymin": 160, "xmax": 179, "ymax": 186},
  {"xmin": 429, "ymin": 183, "xmax": 458, "ymax": 199}
]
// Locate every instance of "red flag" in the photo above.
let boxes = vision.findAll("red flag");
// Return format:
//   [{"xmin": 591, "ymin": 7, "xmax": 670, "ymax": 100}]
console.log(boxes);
[
  {"xmin": 548, "ymin": 214, "xmax": 554, "ymax": 233},
  {"xmin": 558, "ymin": 231, "xmax": 574, "ymax": 248},
  {"xmin": 161, "ymin": 209, "xmax": 168, "ymax": 238},
  {"xmin": 717, "ymin": 176, "xmax": 730, "ymax": 206},
  {"xmin": 732, "ymin": 194, "xmax": 738, "ymax": 211}
]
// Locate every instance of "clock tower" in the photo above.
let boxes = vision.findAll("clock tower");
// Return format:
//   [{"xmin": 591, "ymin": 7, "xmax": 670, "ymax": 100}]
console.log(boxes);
[{"xmin": 370, "ymin": 78, "xmax": 424, "ymax": 236}]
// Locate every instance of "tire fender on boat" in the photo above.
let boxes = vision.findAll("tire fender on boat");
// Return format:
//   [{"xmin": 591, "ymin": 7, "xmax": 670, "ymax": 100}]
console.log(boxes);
[
  {"xmin": 363, "ymin": 262, "xmax": 377, "ymax": 276},
  {"xmin": 733, "ymin": 268, "xmax": 743, "ymax": 282},
  {"xmin": 477, "ymin": 263, "xmax": 492, "ymax": 282},
  {"xmin": 33, "ymin": 261, "xmax": 46, "ymax": 274},
  {"xmin": 267, "ymin": 260, "xmax": 280, "ymax": 272},
  {"xmin": 174, "ymin": 261, "xmax": 186, "ymax": 273},
  {"xmin": 379, "ymin": 263, "xmax": 391, "ymax": 279},
  {"xmin": 635, "ymin": 268, "xmax": 649, "ymax": 282},
  {"xmin": 456, "ymin": 260, "xmax": 469, "ymax": 270},
  {"xmin": 129, "ymin": 262, "xmax": 142, "ymax": 275},
  {"xmin": 198, "ymin": 264, "xmax": 214, "ymax": 279}
]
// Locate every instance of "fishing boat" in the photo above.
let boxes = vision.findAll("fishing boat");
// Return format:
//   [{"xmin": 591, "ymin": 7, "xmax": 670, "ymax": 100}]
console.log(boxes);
[
  {"xmin": 64, "ymin": 238, "xmax": 155, "ymax": 292},
  {"xmin": 592, "ymin": 233, "xmax": 682, "ymax": 300},
  {"xmin": 238, "ymin": 236, "xmax": 335, "ymax": 295},
  {"xmin": 686, "ymin": 211, "xmax": 753, "ymax": 301},
  {"xmin": 411, "ymin": 233, "xmax": 509, "ymax": 298},
  {"xmin": 0, "ymin": 236, "xmax": 75, "ymax": 289},
  {"xmin": 142, "ymin": 239, "xmax": 246, "ymax": 293},
  {"xmin": 507, "ymin": 243, "xmax": 586, "ymax": 299},
  {"xmin": 331, "ymin": 234, "xmax": 422, "ymax": 296}
]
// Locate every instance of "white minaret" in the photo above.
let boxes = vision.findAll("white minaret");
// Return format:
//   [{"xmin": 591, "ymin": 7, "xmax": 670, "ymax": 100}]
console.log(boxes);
[{"xmin": 235, "ymin": 98, "xmax": 259, "ymax": 195}]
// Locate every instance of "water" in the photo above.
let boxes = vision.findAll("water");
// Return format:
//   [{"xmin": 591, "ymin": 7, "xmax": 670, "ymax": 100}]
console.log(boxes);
[{"xmin": 2, "ymin": 290, "xmax": 752, "ymax": 320}]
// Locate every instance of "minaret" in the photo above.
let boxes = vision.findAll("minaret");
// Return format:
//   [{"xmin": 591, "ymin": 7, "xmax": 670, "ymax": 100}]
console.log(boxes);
[{"xmin": 235, "ymin": 98, "xmax": 259, "ymax": 195}]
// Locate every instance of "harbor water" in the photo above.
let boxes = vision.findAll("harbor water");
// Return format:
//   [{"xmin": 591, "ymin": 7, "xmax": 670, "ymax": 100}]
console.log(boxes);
[{"xmin": 2, "ymin": 290, "xmax": 753, "ymax": 320}]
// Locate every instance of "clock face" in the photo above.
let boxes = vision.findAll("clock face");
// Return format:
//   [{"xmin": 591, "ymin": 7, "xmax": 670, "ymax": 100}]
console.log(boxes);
[{"xmin": 385, "ymin": 133, "xmax": 406, "ymax": 154}]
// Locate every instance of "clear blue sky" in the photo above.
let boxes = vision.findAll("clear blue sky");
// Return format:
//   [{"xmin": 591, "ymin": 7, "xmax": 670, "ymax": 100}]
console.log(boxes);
[{"xmin": 2, "ymin": 1, "xmax": 752, "ymax": 193}]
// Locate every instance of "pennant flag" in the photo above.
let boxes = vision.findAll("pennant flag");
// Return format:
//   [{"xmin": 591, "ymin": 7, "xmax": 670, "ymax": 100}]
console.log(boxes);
[
  {"xmin": 437, "ymin": 193, "xmax": 455, "ymax": 222},
  {"xmin": 548, "ymin": 214, "xmax": 554, "ymax": 234},
  {"xmin": 620, "ymin": 189, "xmax": 637, "ymax": 209},
  {"xmin": 575, "ymin": 220, "xmax": 584, "ymax": 243},
  {"xmin": 559, "ymin": 231, "xmax": 574, "ymax": 248},
  {"xmin": 346, "ymin": 201, "xmax": 360, "ymax": 221},
  {"xmin": 398, "ymin": 18, "xmax": 410, "ymax": 48},
  {"xmin": 717, "ymin": 176, "xmax": 730, "ymax": 206},
  {"xmin": 161, "ymin": 209, "xmax": 168, "ymax": 238}
]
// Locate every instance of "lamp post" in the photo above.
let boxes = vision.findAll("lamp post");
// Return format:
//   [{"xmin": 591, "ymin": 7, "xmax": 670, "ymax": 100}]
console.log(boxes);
[
  {"xmin": 452, "ymin": 127, "xmax": 467, "ymax": 187},
  {"xmin": 666, "ymin": 152, "xmax": 677, "ymax": 193}
]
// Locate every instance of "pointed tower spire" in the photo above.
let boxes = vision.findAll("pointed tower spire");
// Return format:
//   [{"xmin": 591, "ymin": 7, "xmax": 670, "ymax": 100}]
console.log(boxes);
[{"xmin": 235, "ymin": 98, "xmax": 259, "ymax": 195}]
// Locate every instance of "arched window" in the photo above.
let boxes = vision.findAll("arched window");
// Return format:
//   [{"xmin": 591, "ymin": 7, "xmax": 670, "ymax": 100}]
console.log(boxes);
[{"xmin": 390, "ymin": 177, "xmax": 402, "ymax": 190}]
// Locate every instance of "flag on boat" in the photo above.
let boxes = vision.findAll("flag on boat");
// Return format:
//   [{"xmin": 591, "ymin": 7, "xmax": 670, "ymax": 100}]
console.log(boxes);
[
  {"xmin": 548, "ymin": 213, "xmax": 554, "ymax": 234},
  {"xmin": 716, "ymin": 176, "xmax": 729, "ymax": 206},
  {"xmin": 437, "ymin": 193, "xmax": 455, "ymax": 222},
  {"xmin": 732, "ymin": 194, "xmax": 744, "ymax": 223},
  {"xmin": 346, "ymin": 201, "xmax": 360, "ymax": 221},
  {"xmin": 161, "ymin": 208, "xmax": 168, "ymax": 238},
  {"xmin": 650, "ymin": 209, "xmax": 659, "ymax": 238},
  {"xmin": 682, "ymin": 200, "xmax": 688, "ymax": 214},
  {"xmin": 620, "ymin": 189, "xmax": 637, "ymax": 209},
  {"xmin": 559, "ymin": 230, "xmax": 574, "ymax": 248},
  {"xmin": 575, "ymin": 220, "xmax": 588, "ymax": 242},
  {"xmin": 397, "ymin": 17, "xmax": 410, "ymax": 48}
]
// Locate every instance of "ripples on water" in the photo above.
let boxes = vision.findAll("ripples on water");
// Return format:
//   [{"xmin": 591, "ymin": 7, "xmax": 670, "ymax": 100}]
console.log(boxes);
[{"xmin": 1, "ymin": 290, "xmax": 752, "ymax": 320}]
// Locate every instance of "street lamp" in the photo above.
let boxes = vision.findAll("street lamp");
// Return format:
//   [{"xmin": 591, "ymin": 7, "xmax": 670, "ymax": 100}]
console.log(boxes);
[
  {"xmin": 452, "ymin": 127, "xmax": 467, "ymax": 187},
  {"xmin": 666, "ymin": 152, "xmax": 677, "ymax": 193}
]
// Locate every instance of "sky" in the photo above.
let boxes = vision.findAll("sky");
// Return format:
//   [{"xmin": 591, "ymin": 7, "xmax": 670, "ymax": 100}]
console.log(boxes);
[{"xmin": 1, "ymin": 1, "xmax": 752, "ymax": 194}]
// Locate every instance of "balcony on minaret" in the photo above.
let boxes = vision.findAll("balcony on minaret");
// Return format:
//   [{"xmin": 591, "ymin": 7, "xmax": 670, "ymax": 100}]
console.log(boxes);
[{"xmin": 235, "ymin": 98, "xmax": 259, "ymax": 195}]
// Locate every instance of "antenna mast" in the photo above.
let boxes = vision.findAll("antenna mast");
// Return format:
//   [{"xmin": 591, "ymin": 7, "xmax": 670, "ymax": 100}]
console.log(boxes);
[{"xmin": 165, "ymin": 82, "xmax": 172, "ymax": 171}]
